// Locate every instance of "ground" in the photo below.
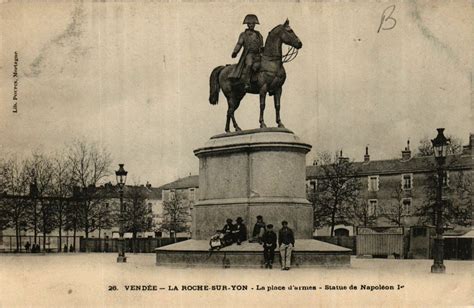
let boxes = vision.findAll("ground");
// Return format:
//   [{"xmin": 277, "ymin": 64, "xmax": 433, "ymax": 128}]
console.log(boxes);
[{"xmin": 0, "ymin": 254, "xmax": 472, "ymax": 307}]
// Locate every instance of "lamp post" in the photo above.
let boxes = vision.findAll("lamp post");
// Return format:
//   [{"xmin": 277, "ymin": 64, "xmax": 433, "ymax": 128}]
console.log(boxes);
[
  {"xmin": 431, "ymin": 128, "xmax": 449, "ymax": 274},
  {"xmin": 115, "ymin": 164, "xmax": 128, "ymax": 263}
]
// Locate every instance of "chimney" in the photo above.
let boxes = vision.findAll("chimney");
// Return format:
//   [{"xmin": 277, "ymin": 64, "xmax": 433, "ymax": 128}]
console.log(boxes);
[
  {"xmin": 401, "ymin": 139, "xmax": 411, "ymax": 160},
  {"xmin": 364, "ymin": 145, "xmax": 370, "ymax": 162},
  {"xmin": 461, "ymin": 133, "xmax": 474, "ymax": 155},
  {"xmin": 338, "ymin": 149, "xmax": 349, "ymax": 163}
]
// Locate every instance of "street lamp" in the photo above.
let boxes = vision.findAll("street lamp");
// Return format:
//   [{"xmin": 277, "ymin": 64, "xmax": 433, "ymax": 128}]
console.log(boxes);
[
  {"xmin": 430, "ymin": 128, "xmax": 450, "ymax": 274},
  {"xmin": 115, "ymin": 163, "xmax": 128, "ymax": 263}
]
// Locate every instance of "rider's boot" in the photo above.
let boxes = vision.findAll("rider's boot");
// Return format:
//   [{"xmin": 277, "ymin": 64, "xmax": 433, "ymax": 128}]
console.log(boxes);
[{"xmin": 242, "ymin": 67, "xmax": 252, "ymax": 90}]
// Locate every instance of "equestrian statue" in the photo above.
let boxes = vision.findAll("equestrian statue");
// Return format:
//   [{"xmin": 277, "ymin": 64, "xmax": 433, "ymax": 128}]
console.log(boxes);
[{"xmin": 209, "ymin": 15, "xmax": 303, "ymax": 133}]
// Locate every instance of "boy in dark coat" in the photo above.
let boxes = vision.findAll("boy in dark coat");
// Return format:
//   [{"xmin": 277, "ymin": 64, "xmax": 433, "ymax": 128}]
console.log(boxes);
[
  {"xmin": 235, "ymin": 217, "xmax": 247, "ymax": 245},
  {"xmin": 262, "ymin": 224, "xmax": 277, "ymax": 268}
]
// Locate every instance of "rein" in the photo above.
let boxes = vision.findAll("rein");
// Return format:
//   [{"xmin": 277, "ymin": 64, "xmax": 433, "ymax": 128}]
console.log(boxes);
[
  {"xmin": 282, "ymin": 46, "xmax": 298, "ymax": 63},
  {"xmin": 262, "ymin": 46, "xmax": 298, "ymax": 63}
]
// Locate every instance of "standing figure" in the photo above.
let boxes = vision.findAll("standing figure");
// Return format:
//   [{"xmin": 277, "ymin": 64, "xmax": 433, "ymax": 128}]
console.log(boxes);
[
  {"xmin": 262, "ymin": 224, "xmax": 277, "ymax": 269},
  {"xmin": 249, "ymin": 215, "xmax": 266, "ymax": 243},
  {"xmin": 278, "ymin": 220, "xmax": 295, "ymax": 270},
  {"xmin": 24, "ymin": 241, "xmax": 31, "ymax": 253},
  {"xmin": 229, "ymin": 14, "xmax": 264, "ymax": 90},
  {"xmin": 235, "ymin": 217, "xmax": 247, "ymax": 245}
]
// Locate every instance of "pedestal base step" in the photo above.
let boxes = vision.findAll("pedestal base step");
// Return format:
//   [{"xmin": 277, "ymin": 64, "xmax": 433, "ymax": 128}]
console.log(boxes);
[{"xmin": 156, "ymin": 239, "xmax": 351, "ymax": 268}]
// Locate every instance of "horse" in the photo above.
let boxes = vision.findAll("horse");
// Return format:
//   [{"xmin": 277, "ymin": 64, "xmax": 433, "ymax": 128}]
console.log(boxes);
[{"xmin": 209, "ymin": 19, "xmax": 302, "ymax": 133}]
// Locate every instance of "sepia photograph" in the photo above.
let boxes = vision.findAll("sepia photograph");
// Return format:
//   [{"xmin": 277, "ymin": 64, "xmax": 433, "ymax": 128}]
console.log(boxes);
[{"xmin": 0, "ymin": 0, "xmax": 472, "ymax": 307}]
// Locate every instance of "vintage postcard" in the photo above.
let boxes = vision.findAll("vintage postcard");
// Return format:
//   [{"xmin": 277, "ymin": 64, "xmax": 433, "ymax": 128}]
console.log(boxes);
[{"xmin": 0, "ymin": 0, "xmax": 472, "ymax": 307}]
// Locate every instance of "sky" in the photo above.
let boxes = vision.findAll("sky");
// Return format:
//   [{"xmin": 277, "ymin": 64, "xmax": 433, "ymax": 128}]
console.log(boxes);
[{"xmin": 0, "ymin": 1, "xmax": 472, "ymax": 187}]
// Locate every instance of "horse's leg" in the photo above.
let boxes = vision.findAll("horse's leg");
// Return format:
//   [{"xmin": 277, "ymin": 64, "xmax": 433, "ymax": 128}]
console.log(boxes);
[
  {"xmin": 274, "ymin": 87, "xmax": 284, "ymax": 128},
  {"xmin": 231, "ymin": 98, "xmax": 242, "ymax": 131},
  {"xmin": 259, "ymin": 84, "xmax": 268, "ymax": 128},
  {"xmin": 225, "ymin": 97, "xmax": 233, "ymax": 133}
]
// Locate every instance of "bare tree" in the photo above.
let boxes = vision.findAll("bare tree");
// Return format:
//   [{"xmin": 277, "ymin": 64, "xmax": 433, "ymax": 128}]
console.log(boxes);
[
  {"xmin": 67, "ymin": 140, "xmax": 112, "ymax": 238},
  {"xmin": 311, "ymin": 151, "xmax": 361, "ymax": 236},
  {"xmin": 160, "ymin": 192, "xmax": 190, "ymax": 239},
  {"xmin": 352, "ymin": 199, "xmax": 377, "ymax": 227},
  {"xmin": 50, "ymin": 153, "xmax": 73, "ymax": 251},
  {"xmin": 416, "ymin": 171, "xmax": 471, "ymax": 228},
  {"xmin": 415, "ymin": 135, "xmax": 463, "ymax": 157},
  {"xmin": 25, "ymin": 152, "xmax": 54, "ymax": 249},
  {"xmin": 95, "ymin": 199, "xmax": 114, "ymax": 240},
  {"xmin": 0, "ymin": 156, "xmax": 30, "ymax": 251},
  {"xmin": 452, "ymin": 171, "xmax": 472, "ymax": 216},
  {"xmin": 122, "ymin": 186, "xmax": 154, "ymax": 252},
  {"xmin": 64, "ymin": 186, "xmax": 82, "ymax": 252},
  {"xmin": 381, "ymin": 186, "xmax": 406, "ymax": 226}
]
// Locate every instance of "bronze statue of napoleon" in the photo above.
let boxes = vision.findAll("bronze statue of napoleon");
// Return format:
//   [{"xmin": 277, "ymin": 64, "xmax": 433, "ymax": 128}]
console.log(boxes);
[{"xmin": 209, "ymin": 14, "xmax": 302, "ymax": 133}]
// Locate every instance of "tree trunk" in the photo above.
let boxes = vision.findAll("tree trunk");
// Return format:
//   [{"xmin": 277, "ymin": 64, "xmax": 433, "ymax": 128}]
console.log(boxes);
[
  {"xmin": 15, "ymin": 222, "xmax": 20, "ymax": 252},
  {"xmin": 330, "ymin": 201, "xmax": 338, "ymax": 237},
  {"xmin": 85, "ymin": 214, "xmax": 89, "ymax": 239},
  {"xmin": 133, "ymin": 231, "xmax": 137, "ymax": 253},
  {"xmin": 58, "ymin": 214, "xmax": 62, "ymax": 253},
  {"xmin": 41, "ymin": 210, "xmax": 46, "ymax": 251},
  {"xmin": 58, "ymin": 201, "xmax": 62, "ymax": 252},
  {"xmin": 73, "ymin": 222, "xmax": 77, "ymax": 252},
  {"xmin": 33, "ymin": 201, "xmax": 38, "ymax": 244}
]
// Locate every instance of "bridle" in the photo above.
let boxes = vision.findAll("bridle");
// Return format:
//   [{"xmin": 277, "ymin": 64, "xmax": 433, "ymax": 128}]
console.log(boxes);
[
  {"xmin": 282, "ymin": 46, "xmax": 298, "ymax": 63},
  {"xmin": 261, "ymin": 46, "xmax": 299, "ymax": 63}
]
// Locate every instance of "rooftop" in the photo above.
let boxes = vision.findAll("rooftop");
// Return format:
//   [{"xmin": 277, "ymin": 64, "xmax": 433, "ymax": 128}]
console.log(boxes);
[
  {"xmin": 158, "ymin": 175, "xmax": 199, "ymax": 190},
  {"xmin": 307, "ymin": 154, "xmax": 473, "ymax": 178}
]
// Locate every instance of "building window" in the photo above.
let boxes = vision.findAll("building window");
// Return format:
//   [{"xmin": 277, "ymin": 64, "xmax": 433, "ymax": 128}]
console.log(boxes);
[
  {"xmin": 189, "ymin": 188, "xmax": 195, "ymax": 201},
  {"xmin": 368, "ymin": 176, "xmax": 379, "ymax": 191},
  {"xmin": 402, "ymin": 198, "xmax": 412, "ymax": 215},
  {"xmin": 368, "ymin": 199, "xmax": 378, "ymax": 217},
  {"xmin": 402, "ymin": 174, "xmax": 413, "ymax": 190},
  {"xmin": 169, "ymin": 189, "xmax": 175, "ymax": 199}
]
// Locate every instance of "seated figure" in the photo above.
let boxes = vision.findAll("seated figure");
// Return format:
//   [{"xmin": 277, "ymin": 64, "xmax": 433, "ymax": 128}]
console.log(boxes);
[{"xmin": 249, "ymin": 215, "xmax": 266, "ymax": 243}]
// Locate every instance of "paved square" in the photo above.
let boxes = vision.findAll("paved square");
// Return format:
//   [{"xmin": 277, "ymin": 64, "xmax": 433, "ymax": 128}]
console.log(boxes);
[{"xmin": 1, "ymin": 254, "xmax": 472, "ymax": 307}]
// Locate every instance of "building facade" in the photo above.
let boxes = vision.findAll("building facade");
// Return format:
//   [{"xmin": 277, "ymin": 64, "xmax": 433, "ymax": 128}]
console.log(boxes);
[
  {"xmin": 157, "ymin": 175, "xmax": 198, "ymax": 237},
  {"xmin": 306, "ymin": 134, "xmax": 473, "ymax": 236}
]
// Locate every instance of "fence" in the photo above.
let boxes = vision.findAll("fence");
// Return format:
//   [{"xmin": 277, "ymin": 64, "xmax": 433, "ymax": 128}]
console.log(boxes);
[
  {"xmin": 445, "ymin": 238, "xmax": 473, "ymax": 260},
  {"xmin": 314, "ymin": 236, "xmax": 356, "ymax": 254},
  {"xmin": 0, "ymin": 235, "xmax": 81, "ymax": 253},
  {"xmin": 356, "ymin": 226, "xmax": 405, "ymax": 257},
  {"xmin": 80, "ymin": 237, "xmax": 189, "ymax": 253}
]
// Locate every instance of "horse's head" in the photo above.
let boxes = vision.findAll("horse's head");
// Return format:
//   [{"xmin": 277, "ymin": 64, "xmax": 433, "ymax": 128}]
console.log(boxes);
[{"xmin": 279, "ymin": 19, "xmax": 302, "ymax": 49}]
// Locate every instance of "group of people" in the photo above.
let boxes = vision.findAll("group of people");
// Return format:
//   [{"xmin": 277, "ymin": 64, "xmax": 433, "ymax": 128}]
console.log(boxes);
[
  {"xmin": 209, "ymin": 215, "xmax": 295, "ymax": 270},
  {"xmin": 24, "ymin": 241, "xmax": 41, "ymax": 253},
  {"xmin": 24, "ymin": 241, "xmax": 75, "ymax": 253},
  {"xmin": 210, "ymin": 217, "xmax": 247, "ymax": 249}
]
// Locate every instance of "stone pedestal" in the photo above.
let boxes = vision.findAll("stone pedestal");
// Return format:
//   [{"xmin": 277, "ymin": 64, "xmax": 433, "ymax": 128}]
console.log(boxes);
[
  {"xmin": 157, "ymin": 128, "xmax": 351, "ymax": 268},
  {"xmin": 192, "ymin": 128, "xmax": 313, "ymax": 240}
]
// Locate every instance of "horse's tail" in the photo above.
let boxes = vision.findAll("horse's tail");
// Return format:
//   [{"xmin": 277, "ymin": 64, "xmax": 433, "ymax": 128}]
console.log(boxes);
[{"xmin": 209, "ymin": 65, "xmax": 225, "ymax": 105}]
